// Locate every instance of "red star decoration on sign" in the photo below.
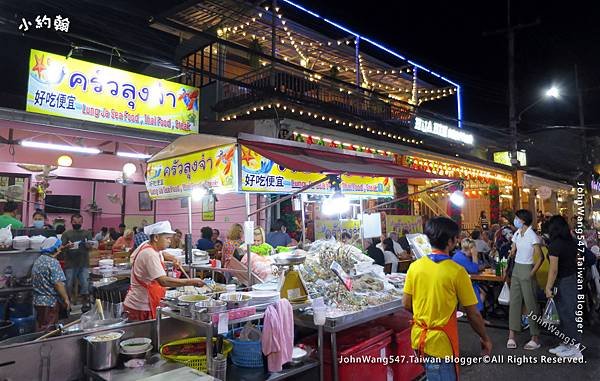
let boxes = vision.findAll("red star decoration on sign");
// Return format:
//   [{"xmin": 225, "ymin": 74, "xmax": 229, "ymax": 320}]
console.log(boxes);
[
  {"xmin": 32, "ymin": 54, "xmax": 46, "ymax": 78},
  {"xmin": 241, "ymin": 149, "xmax": 255, "ymax": 165}
]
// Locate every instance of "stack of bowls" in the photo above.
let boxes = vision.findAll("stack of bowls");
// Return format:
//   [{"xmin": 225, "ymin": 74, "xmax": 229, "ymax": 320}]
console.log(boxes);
[{"xmin": 119, "ymin": 337, "xmax": 153, "ymax": 359}]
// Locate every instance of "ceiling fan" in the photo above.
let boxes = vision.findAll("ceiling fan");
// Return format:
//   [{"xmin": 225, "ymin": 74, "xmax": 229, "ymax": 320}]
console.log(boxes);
[
  {"xmin": 107, "ymin": 193, "xmax": 122, "ymax": 205},
  {"xmin": 115, "ymin": 177, "xmax": 134, "ymax": 186},
  {"xmin": 84, "ymin": 201, "xmax": 103, "ymax": 215}
]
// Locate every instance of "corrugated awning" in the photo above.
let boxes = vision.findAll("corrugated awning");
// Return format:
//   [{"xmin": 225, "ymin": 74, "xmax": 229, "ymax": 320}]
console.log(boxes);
[
  {"xmin": 148, "ymin": 134, "xmax": 236, "ymax": 162},
  {"xmin": 523, "ymin": 174, "xmax": 572, "ymax": 191},
  {"xmin": 238, "ymin": 134, "xmax": 439, "ymax": 179}
]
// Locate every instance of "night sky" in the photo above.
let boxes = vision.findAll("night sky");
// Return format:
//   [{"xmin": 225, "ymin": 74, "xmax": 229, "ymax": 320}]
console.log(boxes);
[{"xmin": 299, "ymin": 0, "xmax": 600, "ymax": 132}]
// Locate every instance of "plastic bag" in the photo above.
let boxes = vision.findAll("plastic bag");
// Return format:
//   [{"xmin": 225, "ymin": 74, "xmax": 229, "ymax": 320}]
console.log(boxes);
[
  {"xmin": 80, "ymin": 306, "xmax": 101, "ymax": 329},
  {"xmin": 542, "ymin": 298, "xmax": 560, "ymax": 325},
  {"xmin": 0, "ymin": 225, "xmax": 12, "ymax": 247},
  {"xmin": 238, "ymin": 322, "xmax": 261, "ymax": 341},
  {"xmin": 498, "ymin": 282, "xmax": 510, "ymax": 306}
]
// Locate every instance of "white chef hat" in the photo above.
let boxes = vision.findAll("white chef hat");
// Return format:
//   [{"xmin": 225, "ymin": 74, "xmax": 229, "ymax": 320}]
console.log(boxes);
[{"xmin": 144, "ymin": 221, "xmax": 176, "ymax": 236}]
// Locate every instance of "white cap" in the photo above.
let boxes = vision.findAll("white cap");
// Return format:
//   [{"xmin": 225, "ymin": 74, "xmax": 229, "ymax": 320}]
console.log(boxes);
[
  {"xmin": 144, "ymin": 221, "xmax": 176, "ymax": 236},
  {"xmin": 41, "ymin": 236, "xmax": 62, "ymax": 253}
]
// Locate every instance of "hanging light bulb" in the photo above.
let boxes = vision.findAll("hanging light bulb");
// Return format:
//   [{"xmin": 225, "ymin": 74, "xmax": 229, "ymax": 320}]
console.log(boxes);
[
  {"xmin": 450, "ymin": 190, "xmax": 465, "ymax": 207},
  {"xmin": 57, "ymin": 155, "xmax": 73, "ymax": 167},
  {"xmin": 322, "ymin": 192, "xmax": 350, "ymax": 215},
  {"xmin": 191, "ymin": 186, "xmax": 207, "ymax": 202},
  {"xmin": 122, "ymin": 163, "xmax": 137, "ymax": 177}
]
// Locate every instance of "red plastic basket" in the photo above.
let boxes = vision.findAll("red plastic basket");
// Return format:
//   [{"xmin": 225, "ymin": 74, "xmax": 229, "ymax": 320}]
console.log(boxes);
[
  {"xmin": 301, "ymin": 324, "xmax": 394, "ymax": 381},
  {"xmin": 375, "ymin": 311, "xmax": 425, "ymax": 381}
]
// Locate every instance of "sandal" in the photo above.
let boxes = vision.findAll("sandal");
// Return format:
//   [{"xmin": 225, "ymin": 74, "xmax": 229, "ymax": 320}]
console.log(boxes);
[
  {"xmin": 507, "ymin": 339, "xmax": 517, "ymax": 349},
  {"xmin": 524, "ymin": 340, "xmax": 541, "ymax": 350}
]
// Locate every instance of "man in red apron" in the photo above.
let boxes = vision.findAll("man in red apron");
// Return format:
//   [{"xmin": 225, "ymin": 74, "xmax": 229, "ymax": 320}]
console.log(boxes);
[
  {"xmin": 124, "ymin": 221, "xmax": 204, "ymax": 320},
  {"xmin": 403, "ymin": 217, "xmax": 492, "ymax": 380}
]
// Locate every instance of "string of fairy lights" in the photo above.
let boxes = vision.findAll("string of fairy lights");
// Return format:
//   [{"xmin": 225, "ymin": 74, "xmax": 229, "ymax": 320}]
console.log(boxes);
[
  {"xmin": 219, "ymin": 101, "xmax": 419, "ymax": 145},
  {"xmin": 284, "ymin": 132, "xmax": 514, "ymax": 187},
  {"xmin": 212, "ymin": 4, "xmax": 457, "ymax": 103}
]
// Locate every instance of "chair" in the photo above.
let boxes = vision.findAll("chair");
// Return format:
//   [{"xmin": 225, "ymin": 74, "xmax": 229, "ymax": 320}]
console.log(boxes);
[{"xmin": 397, "ymin": 259, "xmax": 413, "ymax": 273}]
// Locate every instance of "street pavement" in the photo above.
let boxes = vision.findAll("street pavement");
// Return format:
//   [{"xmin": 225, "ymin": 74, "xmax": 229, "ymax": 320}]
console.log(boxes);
[{"xmin": 458, "ymin": 317, "xmax": 600, "ymax": 381}]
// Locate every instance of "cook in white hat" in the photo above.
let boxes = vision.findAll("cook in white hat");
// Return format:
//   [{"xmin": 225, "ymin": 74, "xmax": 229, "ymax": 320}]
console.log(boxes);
[{"xmin": 124, "ymin": 221, "xmax": 204, "ymax": 321}]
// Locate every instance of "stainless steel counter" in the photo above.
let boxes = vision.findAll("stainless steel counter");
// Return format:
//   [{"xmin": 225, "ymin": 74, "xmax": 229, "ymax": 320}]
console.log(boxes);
[
  {"xmin": 294, "ymin": 298, "xmax": 404, "ymax": 332},
  {"xmin": 0, "ymin": 286, "xmax": 33, "ymax": 295},
  {"xmin": 294, "ymin": 298, "xmax": 405, "ymax": 381},
  {"xmin": 0, "ymin": 249, "xmax": 41, "ymax": 278},
  {"xmin": 0, "ymin": 317, "xmax": 206, "ymax": 381},
  {"xmin": 84, "ymin": 361, "xmax": 217, "ymax": 381}
]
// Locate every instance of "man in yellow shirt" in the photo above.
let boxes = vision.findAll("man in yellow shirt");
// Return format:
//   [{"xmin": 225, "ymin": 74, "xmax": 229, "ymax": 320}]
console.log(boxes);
[{"xmin": 403, "ymin": 217, "xmax": 492, "ymax": 381}]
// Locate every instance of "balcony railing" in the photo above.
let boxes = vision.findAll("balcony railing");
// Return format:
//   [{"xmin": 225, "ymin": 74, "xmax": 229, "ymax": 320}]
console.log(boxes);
[{"xmin": 216, "ymin": 64, "xmax": 414, "ymax": 124}]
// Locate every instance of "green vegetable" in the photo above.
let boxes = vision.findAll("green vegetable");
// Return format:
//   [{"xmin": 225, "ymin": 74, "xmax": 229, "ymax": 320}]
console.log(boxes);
[
  {"xmin": 251, "ymin": 243, "xmax": 273, "ymax": 256},
  {"xmin": 276, "ymin": 246, "xmax": 292, "ymax": 253}
]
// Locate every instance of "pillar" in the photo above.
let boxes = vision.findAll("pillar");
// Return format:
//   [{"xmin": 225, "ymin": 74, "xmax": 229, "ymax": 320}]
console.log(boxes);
[{"xmin": 392, "ymin": 178, "xmax": 410, "ymax": 215}]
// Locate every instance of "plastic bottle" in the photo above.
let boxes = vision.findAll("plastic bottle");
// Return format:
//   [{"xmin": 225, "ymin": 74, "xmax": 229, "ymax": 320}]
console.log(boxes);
[{"xmin": 501, "ymin": 258, "xmax": 508, "ymax": 276}]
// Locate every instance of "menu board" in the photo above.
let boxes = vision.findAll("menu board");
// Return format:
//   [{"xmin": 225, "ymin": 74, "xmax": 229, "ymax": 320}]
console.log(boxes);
[{"xmin": 406, "ymin": 233, "xmax": 432, "ymax": 259}]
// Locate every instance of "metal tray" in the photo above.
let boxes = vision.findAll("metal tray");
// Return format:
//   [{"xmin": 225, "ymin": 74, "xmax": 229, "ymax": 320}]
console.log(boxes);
[{"xmin": 273, "ymin": 254, "xmax": 306, "ymax": 266}]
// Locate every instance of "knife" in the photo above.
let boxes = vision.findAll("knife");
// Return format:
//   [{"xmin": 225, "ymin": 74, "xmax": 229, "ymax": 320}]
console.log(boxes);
[{"xmin": 216, "ymin": 335, "xmax": 223, "ymax": 355}]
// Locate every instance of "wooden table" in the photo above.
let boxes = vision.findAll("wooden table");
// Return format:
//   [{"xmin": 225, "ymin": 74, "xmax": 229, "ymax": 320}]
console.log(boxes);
[{"xmin": 470, "ymin": 272, "xmax": 505, "ymax": 282}]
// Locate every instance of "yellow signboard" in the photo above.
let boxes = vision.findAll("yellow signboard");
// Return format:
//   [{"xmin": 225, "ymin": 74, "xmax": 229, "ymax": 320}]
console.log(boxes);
[
  {"xmin": 145, "ymin": 145, "xmax": 237, "ymax": 200},
  {"xmin": 314, "ymin": 219, "xmax": 361, "ymax": 240},
  {"xmin": 493, "ymin": 151, "xmax": 527, "ymax": 166},
  {"xmin": 240, "ymin": 146, "xmax": 393, "ymax": 196},
  {"xmin": 26, "ymin": 49, "xmax": 199, "ymax": 134},
  {"xmin": 385, "ymin": 215, "xmax": 423, "ymax": 234}
]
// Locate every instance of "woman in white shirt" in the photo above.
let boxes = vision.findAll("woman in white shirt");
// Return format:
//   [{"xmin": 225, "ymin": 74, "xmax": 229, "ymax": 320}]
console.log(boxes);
[
  {"xmin": 381, "ymin": 238, "xmax": 399, "ymax": 274},
  {"xmin": 507, "ymin": 209, "xmax": 544, "ymax": 351}
]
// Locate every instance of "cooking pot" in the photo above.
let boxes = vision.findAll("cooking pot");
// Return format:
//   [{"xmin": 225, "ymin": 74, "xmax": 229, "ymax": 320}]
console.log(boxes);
[
  {"xmin": 192, "ymin": 300, "xmax": 227, "ymax": 322},
  {"xmin": 84, "ymin": 330, "xmax": 124, "ymax": 371},
  {"xmin": 177, "ymin": 294, "xmax": 208, "ymax": 317},
  {"xmin": 219, "ymin": 293, "xmax": 253, "ymax": 309}
]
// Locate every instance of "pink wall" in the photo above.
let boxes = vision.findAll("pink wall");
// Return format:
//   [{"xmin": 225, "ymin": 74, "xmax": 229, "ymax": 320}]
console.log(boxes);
[
  {"xmin": 0, "ymin": 132, "xmax": 263, "ymax": 239},
  {"xmin": 0, "ymin": 147, "xmax": 147, "ymax": 183},
  {"xmin": 42, "ymin": 179, "xmax": 127, "ymax": 231},
  {"xmin": 155, "ymin": 193, "xmax": 262, "ymax": 239},
  {"xmin": 40, "ymin": 179, "xmax": 263, "ymax": 240}
]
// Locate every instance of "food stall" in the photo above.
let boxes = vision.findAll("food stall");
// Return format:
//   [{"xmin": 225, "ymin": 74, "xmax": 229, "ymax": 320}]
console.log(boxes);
[{"xmin": 143, "ymin": 132, "xmax": 452, "ymax": 381}]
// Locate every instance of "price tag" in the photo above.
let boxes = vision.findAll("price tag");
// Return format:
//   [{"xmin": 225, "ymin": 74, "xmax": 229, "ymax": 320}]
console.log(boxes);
[{"xmin": 218, "ymin": 312, "xmax": 229, "ymax": 334}]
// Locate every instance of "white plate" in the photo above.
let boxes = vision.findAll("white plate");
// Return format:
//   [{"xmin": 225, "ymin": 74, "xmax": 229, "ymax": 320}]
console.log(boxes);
[
  {"xmin": 252, "ymin": 283, "xmax": 279, "ymax": 292},
  {"xmin": 292, "ymin": 347, "xmax": 307, "ymax": 361},
  {"xmin": 248, "ymin": 291, "xmax": 280, "ymax": 300},
  {"xmin": 456, "ymin": 311, "xmax": 465, "ymax": 319}
]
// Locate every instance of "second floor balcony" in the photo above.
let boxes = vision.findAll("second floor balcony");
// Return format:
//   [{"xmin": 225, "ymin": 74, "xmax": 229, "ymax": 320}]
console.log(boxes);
[{"xmin": 153, "ymin": 0, "xmax": 458, "ymax": 132}]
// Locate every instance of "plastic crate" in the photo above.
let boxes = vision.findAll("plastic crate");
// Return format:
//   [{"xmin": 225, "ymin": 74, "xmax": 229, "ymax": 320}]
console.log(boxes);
[
  {"xmin": 227, "ymin": 326, "xmax": 264, "ymax": 368},
  {"xmin": 300, "ymin": 324, "xmax": 393, "ymax": 381},
  {"xmin": 160, "ymin": 337, "xmax": 232, "ymax": 372},
  {"xmin": 375, "ymin": 311, "xmax": 425, "ymax": 381}
]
